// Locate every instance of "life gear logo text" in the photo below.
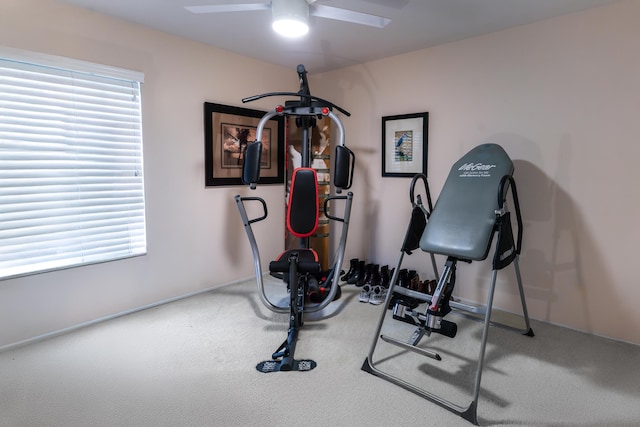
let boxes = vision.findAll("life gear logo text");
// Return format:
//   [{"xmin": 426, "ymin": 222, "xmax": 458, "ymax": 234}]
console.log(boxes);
[{"xmin": 458, "ymin": 163, "xmax": 496, "ymax": 177}]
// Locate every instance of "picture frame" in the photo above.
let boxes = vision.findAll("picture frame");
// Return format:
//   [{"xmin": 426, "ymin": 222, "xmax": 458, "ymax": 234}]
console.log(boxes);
[
  {"xmin": 381, "ymin": 112, "xmax": 429, "ymax": 177},
  {"xmin": 204, "ymin": 102, "xmax": 285, "ymax": 187}
]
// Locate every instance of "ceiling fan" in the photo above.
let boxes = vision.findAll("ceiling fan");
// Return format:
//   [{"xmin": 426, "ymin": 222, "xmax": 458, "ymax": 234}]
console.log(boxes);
[{"xmin": 185, "ymin": 0, "xmax": 391, "ymax": 38}]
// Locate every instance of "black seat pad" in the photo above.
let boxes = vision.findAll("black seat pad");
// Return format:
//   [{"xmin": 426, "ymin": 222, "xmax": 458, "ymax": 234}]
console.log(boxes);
[{"xmin": 270, "ymin": 249, "xmax": 320, "ymax": 274}]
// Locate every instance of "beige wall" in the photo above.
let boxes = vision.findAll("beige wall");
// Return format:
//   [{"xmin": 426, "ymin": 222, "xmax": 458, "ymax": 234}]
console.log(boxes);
[
  {"xmin": 0, "ymin": 0, "xmax": 292, "ymax": 348},
  {"xmin": 315, "ymin": 0, "xmax": 640, "ymax": 344},
  {"xmin": 1, "ymin": 0, "xmax": 639, "ymax": 347}
]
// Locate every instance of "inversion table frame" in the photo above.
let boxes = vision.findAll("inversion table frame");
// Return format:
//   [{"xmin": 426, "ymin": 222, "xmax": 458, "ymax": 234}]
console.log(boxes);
[{"xmin": 362, "ymin": 144, "xmax": 534, "ymax": 425}]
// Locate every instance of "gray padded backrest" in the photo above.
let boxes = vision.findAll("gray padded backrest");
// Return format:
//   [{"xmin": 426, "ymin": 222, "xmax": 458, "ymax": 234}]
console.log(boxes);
[{"xmin": 420, "ymin": 144, "xmax": 513, "ymax": 261}]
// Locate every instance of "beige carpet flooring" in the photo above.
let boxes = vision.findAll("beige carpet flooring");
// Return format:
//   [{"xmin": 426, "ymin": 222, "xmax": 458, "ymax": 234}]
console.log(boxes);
[{"xmin": 1, "ymin": 277, "xmax": 639, "ymax": 426}]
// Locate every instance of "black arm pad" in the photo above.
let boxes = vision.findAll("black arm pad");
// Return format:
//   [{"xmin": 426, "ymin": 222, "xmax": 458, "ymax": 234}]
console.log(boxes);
[
  {"xmin": 334, "ymin": 145, "xmax": 354, "ymax": 190},
  {"xmin": 242, "ymin": 142, "xmax": 262, "ymax": 186}
]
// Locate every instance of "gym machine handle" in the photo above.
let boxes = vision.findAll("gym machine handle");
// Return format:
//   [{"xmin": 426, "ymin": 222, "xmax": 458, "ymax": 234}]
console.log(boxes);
[
  {"xmin": 235, "ymin": 195, "xmax": 268, "ymax": 225},
  {"xmin": 323, "ymin": 192, "xmax": 353, "ymax": 223},
  {"xmin": 242, "ymin": 65, "xmax": 350, "ymax": 117},
  {"xmin": 242, "ymin": 91, "xmax": 351, "ymax": 117}
]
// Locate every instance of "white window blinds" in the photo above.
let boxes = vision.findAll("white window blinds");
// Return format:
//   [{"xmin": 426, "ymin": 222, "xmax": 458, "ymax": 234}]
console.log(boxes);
[{"xmin": 0, "ymin": 50, "xmax": 146, "ymax": 280}]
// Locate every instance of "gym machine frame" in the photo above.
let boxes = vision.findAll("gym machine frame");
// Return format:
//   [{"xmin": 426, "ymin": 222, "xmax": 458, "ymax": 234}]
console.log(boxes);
[{"xmin": 235, "ymin": 65, "xmax": 355, "ymax": 372}]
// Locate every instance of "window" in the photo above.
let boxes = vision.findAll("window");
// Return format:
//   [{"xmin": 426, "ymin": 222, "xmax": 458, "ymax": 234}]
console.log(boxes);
[{"xmin": 0, "ymin": 48, "xmax": 146, "ymax": 280}]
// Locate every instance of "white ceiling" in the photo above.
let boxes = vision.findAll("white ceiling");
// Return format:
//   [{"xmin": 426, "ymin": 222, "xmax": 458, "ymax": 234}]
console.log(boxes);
[{"xmin": 59, "ymin": 0, "xmax": 620, "ymax": 74}]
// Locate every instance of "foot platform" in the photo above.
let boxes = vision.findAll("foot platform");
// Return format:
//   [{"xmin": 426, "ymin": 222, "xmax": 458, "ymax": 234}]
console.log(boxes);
[{"xmin": 256, "ymin": 359, "xmax": 317, "ymax": 373}]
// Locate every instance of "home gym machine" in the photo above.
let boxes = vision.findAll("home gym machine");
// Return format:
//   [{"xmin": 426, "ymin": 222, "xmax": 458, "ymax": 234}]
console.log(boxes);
[
  {"xmin": 235, "ymin": 64, "xmax": 355, "ymax": 373},
  {"xmin": 362, "ymin": 143, "xmax": 534, "ymax": 424}
]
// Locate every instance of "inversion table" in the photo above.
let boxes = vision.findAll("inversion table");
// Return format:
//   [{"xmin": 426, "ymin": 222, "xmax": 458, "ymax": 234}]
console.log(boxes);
[{"xmin": 362, "ymin": 143, "xmax": 534, "ymax": 425}]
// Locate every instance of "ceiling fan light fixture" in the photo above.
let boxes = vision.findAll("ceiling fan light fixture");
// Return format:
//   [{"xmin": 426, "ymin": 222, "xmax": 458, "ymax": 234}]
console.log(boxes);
[{"xmin": 272, "ymin": 0, "xmax": 309, "ymax": 38}]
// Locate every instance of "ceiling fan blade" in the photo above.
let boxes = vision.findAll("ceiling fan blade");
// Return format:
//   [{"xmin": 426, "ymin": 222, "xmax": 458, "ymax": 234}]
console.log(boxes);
[
  {"xmin": 310, "ymin": 4, "xmax": 391, "ymax": 28},
  {"xmin": 185, "ymin": 3, "xmax": 270, "ymax": 14}
]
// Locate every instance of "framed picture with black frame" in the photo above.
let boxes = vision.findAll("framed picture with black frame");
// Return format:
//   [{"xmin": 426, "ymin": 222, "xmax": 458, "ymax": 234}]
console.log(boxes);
[
  {"xmin": 204, "ymin": 102, "xmax": 285, "ymax": 187},
  {"xmin": 381, "ymin": 112, "xmax": 428, "ymax": 177}
]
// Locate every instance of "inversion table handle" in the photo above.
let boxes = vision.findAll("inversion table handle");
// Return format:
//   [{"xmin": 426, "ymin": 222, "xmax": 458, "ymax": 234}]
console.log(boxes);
[
  {"xmin": 410, "ymin": 173, "xmax": 434, "ymax": 213},
  {"xmin": 498, "ymin": 175, "xmax": 523, "ymax": 254}
]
